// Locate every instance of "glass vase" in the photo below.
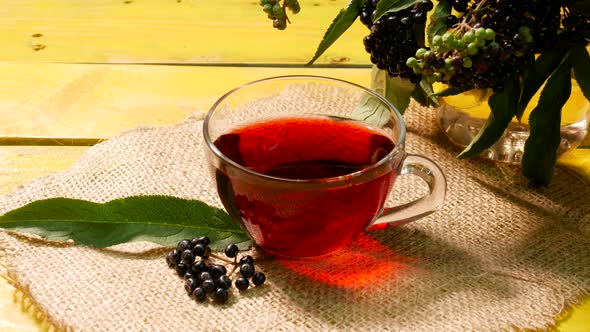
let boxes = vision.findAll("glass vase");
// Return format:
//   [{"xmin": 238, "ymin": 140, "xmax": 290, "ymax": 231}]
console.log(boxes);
[{"xmin": 435, "ymin": 83, "xmax": 589, "ymax": 164}]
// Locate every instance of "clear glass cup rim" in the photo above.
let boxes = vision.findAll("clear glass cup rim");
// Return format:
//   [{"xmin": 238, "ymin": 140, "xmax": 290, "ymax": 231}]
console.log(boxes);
[{"xmin": 203, "ymin": 75, "xmax": 407, "ymax": 184}]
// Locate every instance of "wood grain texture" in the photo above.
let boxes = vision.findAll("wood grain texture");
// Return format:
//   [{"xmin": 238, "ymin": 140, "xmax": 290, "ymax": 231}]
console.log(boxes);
[
  {"xmin": 0, "ymin": 64, "xmax": 370, "ymax": 139},
  {"xmin": 0, "ymin": 0, "xmax": 369, "ymax": 64}
]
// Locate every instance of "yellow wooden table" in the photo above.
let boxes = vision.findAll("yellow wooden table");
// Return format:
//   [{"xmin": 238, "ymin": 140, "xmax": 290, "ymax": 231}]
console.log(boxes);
[{"xmin": 0, "ymin": 1, "xmax": 588, "ymax": 330}]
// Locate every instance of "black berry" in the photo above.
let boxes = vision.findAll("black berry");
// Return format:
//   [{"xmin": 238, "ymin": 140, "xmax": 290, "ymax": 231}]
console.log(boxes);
[
  {"xmin": 181, "ymin": 249, "xmax": 195, "ymax": 265},
  {"xmin": 210, "ymin": 264, "xmax": 227, "ymax": 278},
  {"xmin": 214, "ymin": 288, "xmax": 229, "ymax": 303},
  {"xmin": 175, "ymin": 263, "xmax": 188, "ymax": 277},
  {"xmin": 191, "ymin": 260, "xmax": 207, "ymax": 274},
  {"xmin": 177, "ymin": 239, "xmax": 191, "ymax": 252},
  {"xmin": 192, "ymin": 287, "xmax": 206, "ymax": 302},
  {"xmin": 224, "ymin": 243, "xmax": 239, "ymax": 258},
  {"xmin": 217, "ymin": 275, "xmax": 232, "ymax": 289},
  {"xmin": 202, "ymin": 279, "xmax": 216, "ymax": 294},
  {"xmin": 252, "ymin": 272, "xmax": 266, "ymax": 286},
  {"xmin": 185, "ymin": 278, "xmax": 198, "ymax": 293},
  {"xmin": 239, "ymin": 255, "xmax": 254, "ymax": 266},
  {"xmin": 184, "ymin": 270, "xmax": 195, "ymax": 280},
  {"xmin": 235, "ymin": 277, "xmax": 250, "ymax": 291},
  {"xmin": 446, "ymin": 15, "xmax": 458, "ymax": 27},
  {"xmin": 240, "ymin": 263, "xmax": 255, "ymax": 278},
  {"xmin": 193, "ymin": 244, "xmax": 207, "ymax": 257},
  {"xmin": 191, "ymin": 236, "xmax": 210, "ymax": 247},
  {"xmin": 200, "ymin": 271, "xmax": 212, "ymax": 281},
  {"xmin": 166, "ymin": 250, "xmax": 178, "ymax": 267}
]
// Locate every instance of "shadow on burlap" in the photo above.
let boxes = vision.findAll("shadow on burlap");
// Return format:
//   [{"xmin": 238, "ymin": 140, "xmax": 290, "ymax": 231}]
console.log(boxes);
[{"xmin": 0, "ymin": 98, "xmax": 589, "ymax": 331}]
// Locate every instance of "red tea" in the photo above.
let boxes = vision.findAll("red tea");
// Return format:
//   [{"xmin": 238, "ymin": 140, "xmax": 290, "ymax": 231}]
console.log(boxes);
[{"xmin": 213, "ymin": 116, "xmax": 396, "ymax": 257}]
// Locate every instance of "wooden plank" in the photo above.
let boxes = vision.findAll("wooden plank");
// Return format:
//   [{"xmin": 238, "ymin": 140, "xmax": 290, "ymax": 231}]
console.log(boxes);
[
  {"xmin": 0, "ymin": 0, "xmax": 369, "ymax": 65},
  {"xmin": 0, "ymin": 146, "xmax": 88, "ymax": 194},
  {"xmin": 0, "ymin": 64, "xmax": 371, "ymax": 139}
]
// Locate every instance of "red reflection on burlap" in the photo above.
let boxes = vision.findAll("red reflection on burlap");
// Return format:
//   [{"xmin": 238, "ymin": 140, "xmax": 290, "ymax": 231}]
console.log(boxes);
[{"xmin": 278, "ymin": 233, "xmax": 418, "ymax": 289}]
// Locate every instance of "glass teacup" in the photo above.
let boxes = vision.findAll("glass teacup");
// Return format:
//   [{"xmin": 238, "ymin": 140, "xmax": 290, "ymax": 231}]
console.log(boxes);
[{"xmin": 204, "ymin": 76, "xmax": 446, "ymax": 258}]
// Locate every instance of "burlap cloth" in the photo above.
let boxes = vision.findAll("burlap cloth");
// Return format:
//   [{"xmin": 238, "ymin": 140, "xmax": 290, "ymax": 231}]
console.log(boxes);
[{"xmin": 1, "ymin": 93, "xmax": 589, "ymax": 331}]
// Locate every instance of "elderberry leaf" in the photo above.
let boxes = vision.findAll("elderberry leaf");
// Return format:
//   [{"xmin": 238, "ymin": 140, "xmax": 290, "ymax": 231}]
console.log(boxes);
[
  {"xmin": 517, "ymin": 44, "xmax": 569, "ymax": 121},
  {"xmin": 373, "ymin": 0, "xmax": 421, "ymax": 23},
  {"xmin": 306, "ymin": 0, "xmax": 363, "ymax": 65},
  {"xmin": 571, "ymin": 43, "xmax": 590, "ymax": 102},
  {"xmin": 523, "ymin": 54, "xmax": 573, "ymax": 186},
  {"xmin": 427, "ymin": 0, "xmax": 451, "ymax": 46},
  {"xmin": 0, "ymin": 196, "xmax": 251, "ymax": 249},
  {"xmin": 457, "ymin": 77, "xmax": 520, "ymax": 159}
]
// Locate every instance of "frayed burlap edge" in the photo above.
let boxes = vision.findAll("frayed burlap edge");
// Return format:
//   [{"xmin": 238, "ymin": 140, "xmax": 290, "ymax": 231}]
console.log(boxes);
[
  {"xmin": 0, "ymin": 232, "xmax": 70, "ymax": 332},
  {"xmin": 0, "ymin": 230, "xmax": 178, "ymax": 332}
]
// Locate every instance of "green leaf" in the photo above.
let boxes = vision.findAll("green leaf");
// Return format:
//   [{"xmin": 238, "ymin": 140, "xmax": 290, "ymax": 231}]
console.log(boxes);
[
  {"xmin": 0, "ymin": 196, "xmax": 251, "ymax": 249},
  {"xmin": 411, "ymin": 78, "xmax": 438, "ymax": 107},
  {"xmin": 374, "ymin": 0, "xmax": 420, "ymax": 22},
  {"xmin": 517, "ymin": 47, "xmax": 568, "ymax": 120},
  {"xmin": 352, "ymin": 95, "xmax": 392, "ymax": 127},
  {"xmin": 458, "ymin": 78, "xmax": 520, "ymax": 159},
  {"xmin": 429, "ymin": 85, "xmax": 474, "ymax": 98},
  {"xmin": 427, "ymin": 0, "xmax": 451, "ymax": 45},
  {"xmin": 380, "ymin": 69, "xmax": 416, "ymax": 114},
  {"xmin": 306, "ymin": 0, "xmax": 363, "ymax": 65},
  {"xmin": 571, "ymin": 0, "xmax": 590, "ymax": 15},
  {"xmin": 571, "ymin": 43, "xmax": 590, "ymax": 101},
  {"xmin": 352, "ymin": 67, "xmax": 414, "ymax": 126},
  {"xmin": 522, "ymin": 54, "xmax": 573, "ymax": 186}
]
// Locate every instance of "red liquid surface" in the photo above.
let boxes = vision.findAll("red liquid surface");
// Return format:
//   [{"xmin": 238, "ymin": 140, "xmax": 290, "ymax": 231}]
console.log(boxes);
[{"xmin": 214, "ymin": 117, "xmax": 396, "ymax": 257}]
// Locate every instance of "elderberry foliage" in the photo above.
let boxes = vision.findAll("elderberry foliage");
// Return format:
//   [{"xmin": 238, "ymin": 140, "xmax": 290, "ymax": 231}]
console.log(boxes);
[{"xmin": 305, "ymin": 0, "xmax": 589, "ymax": 185}]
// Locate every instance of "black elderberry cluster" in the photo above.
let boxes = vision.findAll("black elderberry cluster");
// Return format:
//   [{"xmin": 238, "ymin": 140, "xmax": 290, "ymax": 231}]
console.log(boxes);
[
  {"xmin": 360, "ymin": 0, "xmax": 434, "ymax": 83},
  {"xmin": 259, "ymin": 0, "xmax": 300, "ymax": 30},
  {"xmin": 166, "ymin": 237, "xmax": 266, "ymax": 304},
  {"xmin": 358, "ymin": 0, "xmax": 589, "ymax": 92}
]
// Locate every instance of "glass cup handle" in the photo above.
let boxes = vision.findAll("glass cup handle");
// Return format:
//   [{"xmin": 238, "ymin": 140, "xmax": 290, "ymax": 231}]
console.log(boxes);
[{"xmin": 369, "ymin": 154, "xmax": 447, "ymax": 230}]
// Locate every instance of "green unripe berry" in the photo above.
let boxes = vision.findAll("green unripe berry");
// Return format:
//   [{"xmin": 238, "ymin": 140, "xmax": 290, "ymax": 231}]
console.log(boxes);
[
  {"xmin": 259, "ymin": 0, "xmax": 268, "ymax": 5},
  {"xmin": 484, "ymin": 28, "xmax": 495, "ymax": 40},
  {"xmin": 273, "ymin": 18, "xmax": 286, "ymax": 30},
  {"xmin": 462, "ymin": 57, "xmax": 472, "ymax": 68},
  {"xmin": 432, "ymin": 35, "xmax": 442, "ymax": 47},
  {"xmin": 463, "ymin": 31, "xmax": 475, "ymax": 43},
  {"xmin": 413, "ymin": 63, "xmax": 423, "ymax": 74},
  {"xmin": 442, "ymin": 33, "xmax": 455, "ymax": 45},
  {"xmin": 289, "ymin": 1, "xmax": 301, "ymax": 14},
  {"xmin": 489, "ymin": 41, "xmax": 500, "ymax": 51},
  {"xmin": 438, "ymin": 44, "xmax": 450, "ymax": 54},
  {"xmin": 444, "ymin": 58, "xmax": 453, "ymax": 67},
  {"xmin": 476, "ymin": 38, "xmax": 486, "ymax": 47},
  {"xmin": 406, "ymin": 57, "xmax": 418, "ymax": 68},
  {"xmin": 432, "ymin": 72, "xmax": 443, "ymax": 82},
  {"xmin": 263, "ymin": 3, "xmax": 273, "ymax": 13},
  {"xmin": 518, "ymin": 26, "xmax": 531, "ymax": 36},
  {"xmin": 415, "ymin": 48, "xmax": 427, "ymax": 59},
  {"xmin": 456, "ymin": 39, "xmax": 466, "ymax": 50},
  {"xmin": 272, "ymin": 4, "xmax": 282, "ymax": 15},
  {"xmin": 467, "ymin": 42, "xmax": 478, "ymax": 55},
  {"xmin": 448, "ymin": 39, "xmax": 459, "ymax": 49},
  {"xmin": 475, "ymin": 27, "xmax": 486, "ymax": 39}
]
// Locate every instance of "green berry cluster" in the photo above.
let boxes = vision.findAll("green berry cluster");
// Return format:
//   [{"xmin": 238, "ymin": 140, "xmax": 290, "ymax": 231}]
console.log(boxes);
[
  {"xmin": 259, "ymin": 0, "xmax": 300, "ymax": 30},
  {"xmin": 405, "ymin": 25, "xmax": 534, "ymax": 90}
]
